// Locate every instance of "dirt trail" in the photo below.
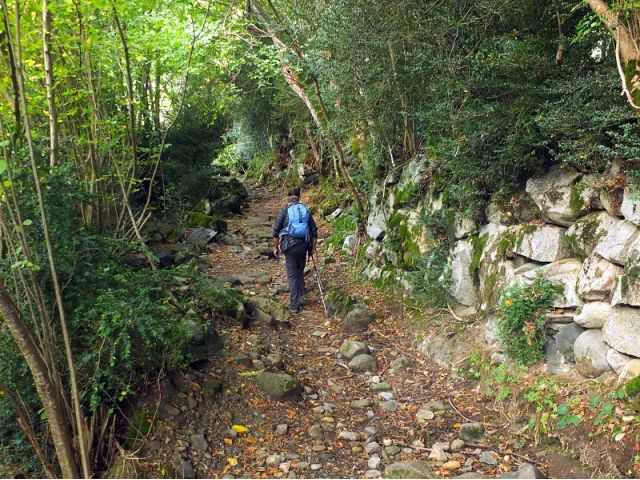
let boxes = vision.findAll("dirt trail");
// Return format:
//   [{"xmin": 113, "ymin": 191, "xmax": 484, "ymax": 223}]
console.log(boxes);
[{"xmin": 137, "ymin": 183, "xmax": 585, "ymax": 479}]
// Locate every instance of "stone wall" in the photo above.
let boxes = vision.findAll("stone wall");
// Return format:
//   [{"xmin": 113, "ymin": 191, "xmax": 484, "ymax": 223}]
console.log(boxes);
[{"xmin": 350, "ymin": 157, "xmax": 640, "ymax": 383}]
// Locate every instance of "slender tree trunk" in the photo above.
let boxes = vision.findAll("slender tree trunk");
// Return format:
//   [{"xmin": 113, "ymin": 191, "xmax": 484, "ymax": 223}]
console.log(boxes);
[
  {"xmin": 42, "ymin": 0, "xmax": 59, "ymax": 169},
  {"xmin": 1, "ymin": 3, "xmax": 20, "ymax": 140},
  {"xmin": 586, "ymin": 0, "xmax": 636, "ymax": 63}
]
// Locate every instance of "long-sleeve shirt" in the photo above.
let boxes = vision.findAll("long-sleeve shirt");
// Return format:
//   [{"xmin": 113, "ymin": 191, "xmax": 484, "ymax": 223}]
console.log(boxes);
[{"xmin": 273, "ymin": 202, "xmax": 318, "ymax": 252}]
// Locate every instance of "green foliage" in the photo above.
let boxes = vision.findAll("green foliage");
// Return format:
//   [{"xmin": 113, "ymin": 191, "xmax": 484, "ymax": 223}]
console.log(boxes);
[
  {"xmin": 405, "ymin": 246, "xmax": 452, "ymax": 308},
  {"xmin": 497, "ymin": 278, "xmax": 558, "ymax": 365}
]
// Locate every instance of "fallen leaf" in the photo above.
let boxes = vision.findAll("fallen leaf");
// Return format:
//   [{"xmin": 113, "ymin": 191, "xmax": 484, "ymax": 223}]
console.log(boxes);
[
  {"xmin": 224, "ymin": 438, "xmax": 233, "ymax": 445},
  {"xmin": 452, "ymin": 423, "xmax": 461, "ymax": 429},
  {"xmin": 227, "ymin": 457, "xmax": 238, "ymax": 466},
  {"xmin": 232, "ymin": 424, "xmax": 249, "ymax": 433}
]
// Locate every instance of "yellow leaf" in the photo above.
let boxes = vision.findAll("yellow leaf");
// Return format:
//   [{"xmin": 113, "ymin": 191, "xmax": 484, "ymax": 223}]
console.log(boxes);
[
  {"xmin": 223, "ymin": 438, "xmax": 233, "ymax": 445},
  {"xmin": 227, "ymin": 457, "xmax": 238, "ymax": 466},
  {"xmin": 231, "ymin": 424, "xmax": 249, "ymax": 433}
]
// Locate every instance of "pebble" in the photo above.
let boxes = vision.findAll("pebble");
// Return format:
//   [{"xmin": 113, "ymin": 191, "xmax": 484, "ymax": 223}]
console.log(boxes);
[
  {"xmin": 365, "ymin": 470, "xmax": 382, "ymax": 479},
  {"xmin": 385, "ymin": 446, "xmax": 401, "ymax": 456},
  {"xmin": 370, "ymin": 376, "xmax": 381, "ymax": 384},
  {"xmin": 266, "ymin": 454, "xmax": 285, "ymax": 466},
  {"xmin": 380, "ymin": 400, "xmax": 399, "ymax": 412},
  {"xmin": 287, "ymin": 473, "xmax": 297, "ymax": 479},
  {"xmin": 402, "ymin": 448, "xmax": 413, "ymax": 454},
  {"xmin": 275, "ymin": 424, "xmax": 288, "ymax": 435},
  {"xmin": 321, "ymin": 423, "xmax": 335, "ymax": 432},
  {"xmin": 352, "ymin": 446, "xmax": 364, "ymax": 453},
  {"xmin": 479, "ymin": 451, "xmax": 498, "ymax": 465},
  {"xmin": 364, "ymin": 427, "xmax": 378, "ymax": 437},
  {"xmin": 441, "ymin": 460, "xmax": 461, "ymax": 471},
  {"xmin": 416, "ymin": 409, "xmax": 435, "ymax": 421},
  {"xmin": 312, "ymin": 406, "xmax": 325, "ymax": 414},
  {"xmin": 164, "ymin": 405, "xmax": 180, "ymax": 416},
  {"xmin": 307, "ymin": 394, "xmax": 319, "ymax": 400},
  {"xmin": 365, "ymin": 442, "xmax": 381, "ymax": 454},
  {"xmin": 368, "ymin": 455, "xmax": 381, "ymax": 469},
  {"xmin": 308, "ymin": 424, "xmax": 323, "ymax": 438},
  {"xmin": 378, "ymin": 391, "xmax": 394, "ymax": 401},
  {"xmin": 310, "ymin": 463, "xmax": 323, "ymax": 471},
  {"xmin": 292, "ymin": 461, "xmax": 309, "ymax": 470},
  {"xmin": 428, "ymin": 445, "xmax": 448, "ymax": 462},
  {"xmin": 338, "ymin": 431, "xmax": 359, "ymax": 441},
  {"xmin": 382, "ymin": 438, "xmax": 393, "ymax": 447},
  {"xmin": 286, "ymin": 452, "xmax": 300, "ymax": 460},
  {"xmin": 303, "ymin": 386, "xmax": 313, "ymax": 394},
  {"xmin": 371, "ymin": 382, "xmax": 392, "ymax": 392},
  {"xmin": 451, "ymin": 439, "xmax": 465, "ymax": 451},
  {"xmin": 465, "ymin": 458, "xmax": 474, "ymax": 467},
  {"xmin": 366, "ymin": 410, "xmax": 376, "ymax": 418},
  {"xmin": 312, "ymin": 444, "xmax": 326, "ymax": 451},
  {"xmin": 190, "ymin": 434, "xmax": 208, "ymax": 451},
  {"xmin": 279, "ymin": 462, "xmax": 291, "ymax": 473},
  {"xmin": 351, "ymin": 399, "xmax": 371, "ymax": 409},
  {"xmin": 433, "ymin": 441, "xmax": 451, "ymax": 452},
  {"xmin": 323, "ymin": 403, "xmax": 336, "ymax": 411}
]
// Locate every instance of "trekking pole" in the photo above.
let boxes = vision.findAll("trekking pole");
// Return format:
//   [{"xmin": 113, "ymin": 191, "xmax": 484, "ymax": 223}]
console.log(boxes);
[{"xmin": 311, "ymin": 252, "xmax": 328, "ymax": 316}]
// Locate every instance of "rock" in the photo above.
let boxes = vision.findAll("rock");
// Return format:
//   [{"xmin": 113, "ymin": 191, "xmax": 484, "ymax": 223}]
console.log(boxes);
[
  {"xmin": 266, "ymin": 354, "xmax": 284, "ymax": 370},
  {"xmin": 385, "ymin": 460, "xmax": 435, "ymax": 479},
  {"xmin": 365, "ymin": 241, "xmax": 381, "ymax": 261},
  {"xmin": 448, "ymin": 239, "xmax": 478, "ymax": 306},
  {"xmin": 555, "ymin": 322, "xmax": 586, "ymax": 363},
  {"xmin": 371, "ymin": 382, "xmax": 392, "ymax": 392},
  {"xmin": 349, "ymin": 354, "xmax": 377, "ymax": 372},
  {"xmin": 416, "ymin": 409, "xmax": 435, "ymax": 421},
  {"xmin": 545, "ymin": 337, "xmax": 572, "ymax": 375},
  {"xmin": 368, "ymin": 455, "xmax": 381, "ymax": 469},
  {"xmin": 607, "ymin": 349, "xmax": 632, "ymax": 375},
  {"xmin": 365, "ymin": 442, "xmax": 381, "ymax": 454},
  {"xmin": 328, "ymin": 208, "xmax": 343, "ymax": 221},
  {"xmin": 380, "ymin": 400, "xmax": 399, "ymax": 411},
  {"xmin": 621, "ymin": 188, "xmax": 640, "ymax": 226},
  {"xmin": 602, "ymin": 307, "xmax": 640, "ymax": 357},
  {"xmin": 479, "ymin": 451, "xmax": 498, "ymax": 465},
  {"xmin": 390, "ymin": 355, "xmax": 411, "ymax": 370},
  {"xmin": 266, "ymin": 454, "xmax": 285, "ymax": 467},
  {"xmin": 187, "ymin": 227, "xmax": 219, "ymax": 246},
  {"xmin": 340, "ymin": 340, "xmax": 370, "ymax": 360},
  {"xmin": 594, "ymin": 217, "xmax": 640, "ymax": 265},
  {"xmin": 275, "ymin": 424, "xmax": 288, "ymax": 435},
  {"xmin": 442, "ymin": 460, "xmax": 461, "ymax": 471},
  {"xmin": 454, "ymin": 216, "xmax": 477, "ymax": 239},
  {"xmin": 574, "ymin": 302, "xmax": 612, "ymax": 329},
  {"xmin": 433, "ymin": 441, "xmax": 450, "ymax": 452},
  {"xmin": 351, "ymin": 399, "xmax": 372, "ymax": 409},
  {"xmin": 491, "ymin": 352, "xmax": 507, "ymax": 365},
  {"xmin": 164, "ymin": 404, "xmax": 180, "ymax": 417},
  {"xmin": 365, "ymin": 469, "xmax": 382, "ymax": 479},
  {"xmin": 343, "ymin": 307, "xmax": 375, "ymax": 331},
  {"xmin": 577, "ymin": 254, "xmax": 622, "ymax": 301},
  {"xmin": 618, "ymin": 359, "xmax": 640, "ymax": 384},
  {"xmin": 451, "ymin": 439, "xmax": 465, "ymax": 451},
  {"xmin": 342, "ymin": 234, "xmax": 357, "ymax": 254},
  {"xmin": 612, "ymin": 273, "xmax": 640, "ymax": 307},
  {"xmin": 429, "ymin": 444, "xmax": 448, "ymax": 462},
  {"xmin": 256, "ymin": 372, "xmax": 302, "ymax": 399},
  {"xmin": 235, "ymin": 352, "xmax": 254, "ymax": 367},
  {"xmin": 308, "ymin": 424, "xmax": 323, "ymax": 438},
  {"xmin": 310, "ymin": 463, "xmax": 322, "ymax": 471},
  {"xmin": 172, "ymin": 459, "xmax": 196, "ymax": 478},
  {"xmin": 529, "ymin": 259, "xmax": 583, "ymax": 308},
  {"xmin": 565, "ymin": 211, "xmax": 613, "ymax": 258},
  {"xmin": 458, "ymin": 423, "xmax": 484, "ymax": 442},
  {"xmin": 514, "ymin": 225, "xmax": 571, "ymax": 263},
  {"xmin": 378, "ymin": 391, "xmax": 394, "ymax": 401},
  {"xmin": 525, "ymin": 165, "xmax": 584, "ymax": 226},
  {"xmin": 574, "ymin": 329, "xmax": 611, "ymax": 377},
  {"xmin": 421, "ymin": 400, "xmax": 451, "ymax": 412},
  {"xmin": 601, "ymin": 188, "xmax": 623, "ymax": 217},
  {"xmin": 190, "ymin": 433, "xmax": 208, "ymax": 451},
  {"xmin": 485, "ymin": 315, "xmax": 501, "ymax": 347},
  {"xmin": 499, "ymin": 462, "xmax": 544, "ymax": 479},
  {"xmin": 338, "ymin": 431, "xmax": 359, "ymax": 441},
  {"xmin": 366, "ymin": 203, "xmax": 386, "ymax": 241}
]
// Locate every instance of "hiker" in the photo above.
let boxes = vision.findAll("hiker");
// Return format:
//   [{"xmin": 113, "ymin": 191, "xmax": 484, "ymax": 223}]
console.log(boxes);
[{"xmin": 273, "ymin": 187, "xmax": 318, "ymax": 313}]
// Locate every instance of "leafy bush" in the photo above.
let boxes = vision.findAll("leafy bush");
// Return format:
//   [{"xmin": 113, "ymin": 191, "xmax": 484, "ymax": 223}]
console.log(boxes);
[
  {"xmin": 497, "ymin": 278, "xmax": 558, "ymax": 365},
  {"xmin": 405, "ymin": 246, "xmax": 452, "ymax": 308}
]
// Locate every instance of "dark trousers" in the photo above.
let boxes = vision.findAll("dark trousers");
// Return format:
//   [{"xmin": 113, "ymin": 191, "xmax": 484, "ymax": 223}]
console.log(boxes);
[{"xmin": 284, "ymin": 241, "xmax": 307, "ymax": 310}]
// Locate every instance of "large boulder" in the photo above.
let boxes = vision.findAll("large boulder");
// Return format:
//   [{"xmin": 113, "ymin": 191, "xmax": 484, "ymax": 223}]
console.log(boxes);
[
  {"xmin": 448, "ymin": 239, "xmax": 478, "ymax": 306},
  {"xmin": 343, "ymin": 306, "xmax": 375, "ymax": 331},
  {"xmin": 555, "ymin": 322, "xmax": 586, "ymax": 363},
  {"xmin": 366, "ymin": 206, "xmax": 386, "ymax": 241},
  {"xmin": 486, "ymin": 192, "xmax": 539, "ymax": 226},
  {"xmin": 564, "ymin": 211, "xmax": 614, "ymax": 259},
  {"xmin": 573, "ymin": 329, "xmax": 612, "ymax": 378},
  {"xmin": 454, "ymin": 215, "xmax": 477, "ymax": 239},
  {"xmin": 594, "ymin": 217, "xmax": 640, "ymax": 265},
  {"xmin": 620, "ymin": 187, "xmax": 640, "ymax": 226},
  {"xmin": 618, "ymin": 359, "xmax": 640, "ymax": 384},
  {"xmin": 340, "ymin": 340, "xmax": 370, "ymax": 360},
  {"xmin": 523, "ymin": 259, "xmax": 583, "ymax": 308},
  {"xmin": 602, "ymin": 307, "xmax": 640, "ymax": 357},
  {"xmin": 525, "ymin": 165, "xmax": 585, "ymax": 226},
  {"xmin": 514, "ymin": 224, "xmax": 571, "ymax": 263},
  {"xmin": 255, "ymin": 372, "xmax": 302, "ymax": 399},
  {"xmin": 611, "ymin": 274, "xmax": 640, "ymax": 307},
  {"xmin": 606, "ymin": 348, "xmax": 632, "ymax": 375},
  {"xmin": 577, "ymin": 253, "xmax": 622, "ymax": 301},
  {"xmin": 349, "ymin": 354, "xmax": 377, "ymax": 372},
  {"xmin": 574, "ymin": 302, "xmax": 612, "ymax": 329}
]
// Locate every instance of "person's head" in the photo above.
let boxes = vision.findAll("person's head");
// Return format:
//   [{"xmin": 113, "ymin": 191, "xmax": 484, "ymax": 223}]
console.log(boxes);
[{"xmin": 288, "ymin": 187, "xmax": 301, "ymax": 198}]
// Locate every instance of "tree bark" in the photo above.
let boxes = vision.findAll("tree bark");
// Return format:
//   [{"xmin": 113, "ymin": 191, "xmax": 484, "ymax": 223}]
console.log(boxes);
[{"xmin": 586, "ymin": 0, "xmax": 637, "ymax": 63}]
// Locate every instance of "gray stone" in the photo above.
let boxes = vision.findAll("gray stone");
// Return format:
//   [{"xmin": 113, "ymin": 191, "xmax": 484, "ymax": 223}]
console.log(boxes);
[
  {"xmin": 255, "ymin": 372, "xmax": 302, "ymax": 399},
  {"xmin": 310, "ymin": 464, "xmax": 322, "ymax": 471},
  {"xmin": 525, "ymin": 165, "xmax": 584, "ymax": 226},
  {"xmin": 385, "ymin": 445, "xmax": 402, "ymax": 456},
  {"xmin": 479, "ymin": 451, "xmax": 498, "ymax": 465},
  {"xmin": 618, "ymin": 359, "xmax": 640, "ymax": 384},
  {"xmin": 545, "ymin": 337, "xmax": 572, "ymax": 375},
  {"xmin": 390, "ymin": 355, "xmax": 411, "ymax": 370},
  {"xmin": 602, "ymin": 307, "xmax": 640, "ymax": 357},
  {"xmin": 448, "ymin": 239, "xmax": 478, "ymax": 306},
  {"xmin": 577, "ymin": 254, "xmax": 622, "ymax": 301},
  {"xmin": 187, "ymin": 227, "xmax": 218, "ymax": 246},
  {"xmin": 574, "ymin": 302, "xmax": 612, "ymax": 329},
  {"xmin": 429, "ymin": 445, "xmax": 448, "ymax": 462},
  {"xmin": 380, "ymin": 400, "xmax": 399, "ymax": 411},
  {"xmin": 498, "ymin": 462, "xmax": 544, "ymax": 479},
  {"xmin": 491, "ymin": 352, "xmax": 507, "ymax": 365},
  {"xmin": 607, "ymin": 348, "xmax": 632, "ymax": 375},
  {"xmin": 266, "ymin": 354, "xmax": 284, "ymax": 370},
  {"xmin": 458, "ymin": 423, "xmax": 484, "ymax": 442},
  {"xmin": 364, "ymin": 426, "xmax": 378, "ymax": 437},
  {"xmin": 275, "ymin": 424, "xmax": 288, "ymax": 435},
  {"xmin": 565, "ymin": 211, "xmax": 613, "ymax": 258},
  {"xmin": 342, "ymin": 234, "xmax": 357, "ymax": 254},
  {"xmin": 454, "ymin": 216, "xmax": 477, "ymax": 239},
  {"xmin": 451, "ymin": 439, "xmax": 465, "ymax": 451},
  {"xmin": 349, "ymin": 354, "xmax": 378, "ymax": 372},
  {"xmin": 612, "ymin": 273, "xmax": 640, "ymax": 307},
  {"xmin": 365, "ymin": 241, "xmax": 381, "ymax": 261},
  {"xmin": 190, "ymin": 433, "xmax": 208, "ymax": 451},
  {"xmin": 514, "ymin": 225, "xmax": 571, "ymax": 263},
  {"xmin": 366, "ymin": 204, "xmax": 386, "ymax": 241},
  {"xmin": 371, "ymin": 382, "xmax": 392, "ymax": 392},
  {"xmin": 368, "ymin": 455, "xmax": 381, "ymax": 469},
  {"xmin": 485, "ymin": 315, "xmax": 501, "ymax": 347},
  {"xmin": 266, "ymin": 454, "xmax": 286, "ymax": 467},
  {"xmin": 594, "ymin": 216, "xmax": 640, "ymax": 265},
  {"xmin": 416, "ymin": 409, "xmax": 435, "ymax": 421},
  {"xmin": 621, "ymin": 187, "xmax": 640, "ymax": 226},
  {"xmin": 526, "ymin": 259, "xmax": 583, "ymax": 308},
  {"xmin": 601, "ymin": 188, "xmax": 623, "ymax": 217},
  {"xmin": 365, "ymin": 470, "xmax": 382, "ymax": 479},
  {"xmin": 378, "ymin": 391, "xmax": 394, "ymax": 401},
  {"xmin": 421, "ymin": 400, "xmax": 451, "ymax": 412},
  {"xmin": 340, "ymin": 339, "xmax": 370, "ymax": 360},
  {"xmin": 365, "ymin": 442, "xmax": 381, "ymax": 454},
  {"xmin": 308, "ymin": 424, "xmax": 323, "ymax": 438},
  {"xmin": 574, "ymin": 329, "xmax": 612, "ymax": 378},
  {"xmin": 385, "ymin": 460, "xmax": 435, "ymax": 479},
  {"xmin": 172, "ymin": 459, "xmax": 196, "ymax": 478},
  {"xmin": 338, "ymin": 431, "xmax": 359, "ymax": 441},
  {"xmin": 351, "ymin": 398, "xmax": 371, "ymax": 409},
  {"xmin": 555, "ymin": 322, "xmax": 586, "ymax": 363},
  {"xmin": 343, "ymin": 307, "xmax": 375, "ymax": 331}
]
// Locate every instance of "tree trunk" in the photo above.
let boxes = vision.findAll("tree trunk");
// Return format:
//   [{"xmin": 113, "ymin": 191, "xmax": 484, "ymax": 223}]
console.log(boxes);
[
  {"xmin": 42, "ymin": 0, "xmax": 59, "ymax": 169},
  {"xmin": 586, "ymin": 0, "xmax": 636, "ymax": 64}
]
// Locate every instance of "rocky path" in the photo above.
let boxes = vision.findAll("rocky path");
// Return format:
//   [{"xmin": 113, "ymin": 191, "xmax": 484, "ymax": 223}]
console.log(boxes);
[{"xmin": 139, "ymin": 184, "xmax": 556, "ymax": 479}]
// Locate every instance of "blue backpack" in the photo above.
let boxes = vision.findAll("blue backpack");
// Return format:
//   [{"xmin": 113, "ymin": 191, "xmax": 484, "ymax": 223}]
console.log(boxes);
[{"xmin": 287, "ymin": 203, "xmax": 310, "ymax": 239}]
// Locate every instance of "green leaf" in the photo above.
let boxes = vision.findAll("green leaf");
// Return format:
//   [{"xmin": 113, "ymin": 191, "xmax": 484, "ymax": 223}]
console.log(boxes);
[
  {"xmin": 0, "ymin": 160, "xmax": 6, "ymax": 175},
  {"xmin": 557, "ymin": 403, "xmax": 570, "ymax": 415},
  {"xmin": 22, "ymin": 219, "xmax": 32, "ymax": 226},
  {"xmin": 0, "ymin": 140, "xmax": 9, "ymax": 148},
  {"xmin": 589, "ymin": 394, "xmax": 601, "ymax": 408}
]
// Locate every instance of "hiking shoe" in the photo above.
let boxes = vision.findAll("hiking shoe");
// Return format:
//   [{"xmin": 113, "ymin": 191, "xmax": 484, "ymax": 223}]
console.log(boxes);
[{"xmin": 289, "ymin": 307, "xmax": 301, "ymax": 314}]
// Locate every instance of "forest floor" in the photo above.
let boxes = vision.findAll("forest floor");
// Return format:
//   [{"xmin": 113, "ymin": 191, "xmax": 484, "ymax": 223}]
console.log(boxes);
[{"xmin": 131, "ymin": 183, "xmax": 594, "ymax": 479}]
